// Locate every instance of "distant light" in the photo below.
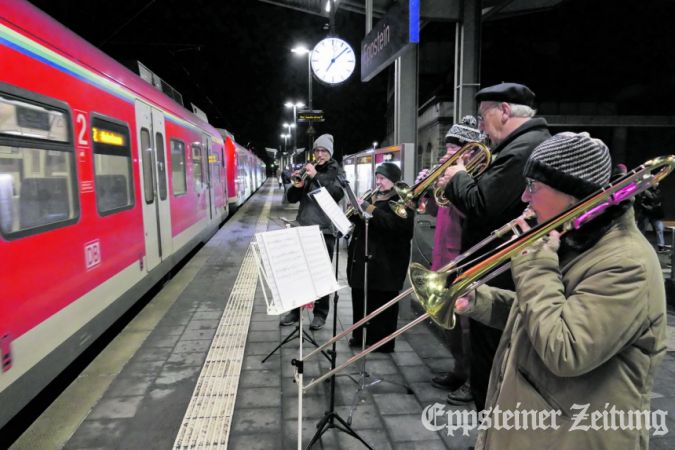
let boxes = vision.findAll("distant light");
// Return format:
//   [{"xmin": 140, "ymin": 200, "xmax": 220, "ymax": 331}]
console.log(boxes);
[
  {"xmin": 296, "ymin": 102, "xmax": 305, "ymax": 108},
  {"xmin": 372, "ymin": 141, "xmax": 378, "ymax": 148},
  {"xmin": 283, "ymin": 122, "xmax": 290, "ymax": 127},
  {"xmin": 325, "ymin": 0, "xmax": 331, "ymax": 13},
  {"xmin": 291, "ymin": 45, "xmax": 310, "ymax": 55}
]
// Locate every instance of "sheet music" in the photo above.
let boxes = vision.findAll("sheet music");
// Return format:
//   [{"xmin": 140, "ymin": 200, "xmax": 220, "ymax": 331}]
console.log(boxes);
[
  {"xmin": 253, "ymin": 226, "xmax": 338, "ymax": 314},
  {"xmin": 310, "ymin": 187, "xmax": 353, "ymax": 236},
  {"xmin": 253, "ymin": 237, "xmax": 280, "ymax": 307},
  {"xmin": 297, "ymin": 227, "xmax": 339, "ymax": 298}
]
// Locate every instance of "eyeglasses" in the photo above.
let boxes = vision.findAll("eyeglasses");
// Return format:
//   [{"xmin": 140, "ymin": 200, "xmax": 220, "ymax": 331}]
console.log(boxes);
[{"xmin": 525, "ymin": 179, "xmax": 540, "ymax": 194}]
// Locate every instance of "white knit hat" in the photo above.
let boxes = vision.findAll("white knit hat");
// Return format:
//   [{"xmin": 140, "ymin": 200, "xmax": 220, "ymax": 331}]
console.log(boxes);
[
  {"xmin": 312, "ymin": 133, "xmax": 334, "ymax": 156},
  {"xmin": 445, "ymin": 116, "xmax": 481, "ymax": 145}
]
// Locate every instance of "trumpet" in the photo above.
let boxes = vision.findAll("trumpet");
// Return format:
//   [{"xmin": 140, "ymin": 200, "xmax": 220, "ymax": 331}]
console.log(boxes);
[
  {"xmin": 389, "ymin": 141, "xmax": 491, "ymax": 218},
  {"xmin": 345, "ymin": 188, "xmax": 378, "ymax": 218},
  {"xmin": 290, "ymin": 161, "xmax": 317, "ymax": 184},
  {"xmin": 301, "ymin": 155, "xmax": 675, "ymax": 391}
]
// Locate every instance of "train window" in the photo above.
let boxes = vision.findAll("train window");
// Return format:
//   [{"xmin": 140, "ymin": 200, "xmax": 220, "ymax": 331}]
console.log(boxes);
[
  {"xmin": 155, "ymin": 132, "xmax": 167, "ymax": 201},
  {"xmin": 0, "ymin": 94, "xmax": 69, "ymax": 142},
  {"xmin": 0, "ymin": 91, "xmax": 78, "ymax": 239},
  {"xmin": 140, "ymin": 128, "xmax": 155, "ymax": 204},
  {"xmin": 192, "ymin": 143, "xmax": 203, "ymax": 192},
  {"xmin": 170, "ymin": 139, "xmax": 186, "ymax": 195},
  {"xmin": 91, "ymin": 117, "xmax": 133, "ymax": 215}
]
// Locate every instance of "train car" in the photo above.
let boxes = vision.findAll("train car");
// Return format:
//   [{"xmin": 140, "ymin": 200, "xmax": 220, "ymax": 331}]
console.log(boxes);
[
  {"xmin": 0, "ymin": 0, "xmax": 258, "ymax": 428},
  {"xmin": 218, "ymin": 128, "xmax": 266, "ymax": 212}
]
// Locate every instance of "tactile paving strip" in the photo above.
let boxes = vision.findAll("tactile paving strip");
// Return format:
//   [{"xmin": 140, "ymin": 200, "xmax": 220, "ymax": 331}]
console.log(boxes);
[{"xmin": 173, "ymin": 191, "xmax": 272, "ymax": 449}]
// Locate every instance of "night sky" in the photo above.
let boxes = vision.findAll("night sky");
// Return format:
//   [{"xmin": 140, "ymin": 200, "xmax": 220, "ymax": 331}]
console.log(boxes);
[{"xmin": 24, "ymin": 0, "xmax": 675, "ymax": 165}]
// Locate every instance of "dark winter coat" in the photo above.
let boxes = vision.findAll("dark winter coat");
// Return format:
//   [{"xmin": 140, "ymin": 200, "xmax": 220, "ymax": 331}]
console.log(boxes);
[
  {"xmin": 636, "ymin": 187, "xmax": 664, "ymax": 220},
  {"xmin": 443, "ymin": 117, "xmax": 550, "ymax": 289},
  {"xmin": 347, "ymin": 190, "xmax": 415, "ymax": 291},
  {"xmin": 286, "ymin": 159, "xmax": 344, "ymax": 233}
]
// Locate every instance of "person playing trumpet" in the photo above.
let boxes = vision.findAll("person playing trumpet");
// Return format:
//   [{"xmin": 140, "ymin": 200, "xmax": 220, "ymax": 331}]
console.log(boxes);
[
  {"xmin": 347, "ymin": 162, "xmax": 414, "ymax": 352},
  {"xmin": 435, "ymin": 82, "xmax": 551, "ymax": 409},
  {"xmin": 280, "ymin": 133, "xmax": 345, "ymax": 330},
  {"xmin": 454, "ymin": 132, "xmax": 667, "ymax": 449},
  {"xmin": 418, "ymin": 116, "xmax": 481, "ymax": 399}
]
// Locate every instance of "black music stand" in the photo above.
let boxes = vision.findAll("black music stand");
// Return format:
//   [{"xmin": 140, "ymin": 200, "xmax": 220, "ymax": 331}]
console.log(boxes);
[
  {"xmin": 306, "ymin": 224, "xmax": 372, "ymax": 450},
  {"xmin": 338, "ymin": 177, "xmax": 412, "ymax": 425}
]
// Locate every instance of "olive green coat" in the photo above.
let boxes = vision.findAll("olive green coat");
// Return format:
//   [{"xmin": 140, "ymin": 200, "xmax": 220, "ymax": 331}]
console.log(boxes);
[{"xmin": 463, "ymin": 210, "xmax": 667, "ymax": 449}]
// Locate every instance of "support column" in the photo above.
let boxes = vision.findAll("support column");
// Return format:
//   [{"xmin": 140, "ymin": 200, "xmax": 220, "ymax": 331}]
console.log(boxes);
[
  {"xmin": 394, "ymin": 46, "xmax": 418, "ymax": 184},
  {"xmin": 453, "ymin": 0, "xmax": 482, "ymax": 121}
]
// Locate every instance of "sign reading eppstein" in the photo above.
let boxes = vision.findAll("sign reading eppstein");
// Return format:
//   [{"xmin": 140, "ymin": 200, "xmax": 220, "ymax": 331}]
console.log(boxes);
[{"xmin": 361, "ymin": 0, "xmax": 419, "ymax": 82}]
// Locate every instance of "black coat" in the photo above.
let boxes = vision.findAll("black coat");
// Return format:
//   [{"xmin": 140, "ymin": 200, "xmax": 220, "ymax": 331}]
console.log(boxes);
[
  {"xmin": 637, "ymin": 187, "xmax": 665, "ymax": 220},
  {"xmin": 286, "ymin": 159, "xmax": 345, "ymax": 233},
  {"xmin": 443, "ymin": 117, "xmax": 550, "ymax": 289},
  {"xmin": 347, "ymin": 190, "xmax": 415, "ymax": 291}
]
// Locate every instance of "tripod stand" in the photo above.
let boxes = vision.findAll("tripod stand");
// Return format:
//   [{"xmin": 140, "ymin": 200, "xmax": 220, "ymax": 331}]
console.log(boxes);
[
  {"xmin": 307, "ymin": 228, "xmax": 372, "ymax": 449},
  {"xmin": 346, "ymin": 191, "xmax": 411, "ymax": 425}
]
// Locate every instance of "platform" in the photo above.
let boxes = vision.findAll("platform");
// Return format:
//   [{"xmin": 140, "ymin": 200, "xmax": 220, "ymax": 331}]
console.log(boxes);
[{"xmin": 11, "ymin": 180, "xmax": 675, "ymax": 450}]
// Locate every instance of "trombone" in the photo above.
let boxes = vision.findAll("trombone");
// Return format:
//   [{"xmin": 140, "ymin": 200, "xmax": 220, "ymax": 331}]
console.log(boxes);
[
  {"xmin": 345, "ymin": 188, "xmax": 378, "ymax": 218},
  {"xmin": 302, "ymin": 155, "xmax": 675, "ymax": 391},
  {"xmin": 389, "ymin": 141, "xmax": 491, "ymax": 218}
]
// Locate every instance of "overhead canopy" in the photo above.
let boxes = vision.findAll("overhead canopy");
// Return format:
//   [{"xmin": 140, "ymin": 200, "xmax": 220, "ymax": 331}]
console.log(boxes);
[{"xmin": 257, "ymin": 0, "xmax": 566, "ymax": 21}]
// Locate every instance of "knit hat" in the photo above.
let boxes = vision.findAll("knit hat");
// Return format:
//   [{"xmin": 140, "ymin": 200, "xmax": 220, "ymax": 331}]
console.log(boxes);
[
  {"xmin": 475, "ymin": 82, "xmax": 536, "ymax": 107},
  {"xmin": 445, "ymin": 115, "xmax": 481, "ymax": 145},
  {"xmin": 375, "ymin": 162, "xmax": 401, "ymax": 183},
  {"xmin": 523, "ymin": 132, "xmax": 612, "ymax": 199},
  {"xmin": 313, "ymin": 133, "xmax": 334, "ymax": 156}
]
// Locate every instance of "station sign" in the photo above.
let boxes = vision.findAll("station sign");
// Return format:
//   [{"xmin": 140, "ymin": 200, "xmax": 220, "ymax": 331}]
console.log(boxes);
[{"xmin": 297, "ymin": 110, "xmax": 325, "ymax": 122}]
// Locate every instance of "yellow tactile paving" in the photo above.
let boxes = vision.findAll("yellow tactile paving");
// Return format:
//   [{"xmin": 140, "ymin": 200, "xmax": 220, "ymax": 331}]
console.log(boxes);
[{"xmin": 173, "ymin": 191, "xmax": 272, "ymax": 450}]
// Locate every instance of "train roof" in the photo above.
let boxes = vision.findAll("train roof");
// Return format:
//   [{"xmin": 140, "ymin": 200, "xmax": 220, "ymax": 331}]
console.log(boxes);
[{"xmin": 1, "ymin": 0, "xmax": 222, "ymax": 144}]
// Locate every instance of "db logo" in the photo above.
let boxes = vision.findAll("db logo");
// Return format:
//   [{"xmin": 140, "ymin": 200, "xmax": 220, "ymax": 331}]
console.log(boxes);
[{"xmin": 85, "ymin": 240, "xmax": 102, "ymax": 270}]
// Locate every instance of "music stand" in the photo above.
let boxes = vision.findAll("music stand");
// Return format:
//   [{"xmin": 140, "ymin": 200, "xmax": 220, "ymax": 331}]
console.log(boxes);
[
  {"xmin": 306, "ymin": 183, "xmax": 372, "ymax": 450},
  {"xmin": 260, "ymin": 219, "xmax": 330, "ymax": 364},
  {"xmin": 336, "ymin": 176, "xmax": 411, "ymax": 425},
  {"xmin": 305, "ymin": 225, "xmax": 372, "ymax": 450}
]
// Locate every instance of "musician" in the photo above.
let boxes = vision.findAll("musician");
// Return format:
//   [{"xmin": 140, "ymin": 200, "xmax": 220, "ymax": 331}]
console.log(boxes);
[
  {"xmin": 435, "ymin": 82, "xmax": 551, "ymax": 409},
  {"xmin": 454, "ymin": 132, "xmax": 667, "ymax": 449},
  {"xmin": 281, "ymin": 133, "xmax": 345, "ymax": 330},
  {"xmin": 347, "ymin": 162, "xmax": 414, "ymax": 352},
  {"xmin": 418, "ymin": 116, "xmax": 481, "ymax": 397}
]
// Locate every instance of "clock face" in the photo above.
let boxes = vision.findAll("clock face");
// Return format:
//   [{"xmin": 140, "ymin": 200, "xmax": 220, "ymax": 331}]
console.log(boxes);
[{"xmin": 311, "ymin": 37, "xmax": 356, "ymax": 85}]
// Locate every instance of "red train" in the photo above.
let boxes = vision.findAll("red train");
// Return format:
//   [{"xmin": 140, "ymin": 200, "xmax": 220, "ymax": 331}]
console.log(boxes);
[{"xmin": 0, "ymin": 0, "xmax": 265, "ymax": 427}]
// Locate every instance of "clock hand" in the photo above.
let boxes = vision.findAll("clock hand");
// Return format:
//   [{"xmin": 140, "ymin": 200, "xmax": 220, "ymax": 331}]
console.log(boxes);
[{"xmin": 325, "ymin": 47, "xmax": 350, "ymax": 72}]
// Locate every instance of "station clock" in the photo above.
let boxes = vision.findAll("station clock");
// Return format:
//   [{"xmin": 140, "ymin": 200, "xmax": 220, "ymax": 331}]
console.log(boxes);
[{"xmin": 310, "ymin": 37, "xmax": 356, "ymax": 85}]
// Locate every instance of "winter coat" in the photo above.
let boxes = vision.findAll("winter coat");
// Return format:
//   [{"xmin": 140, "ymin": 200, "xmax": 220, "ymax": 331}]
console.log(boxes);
[
  {"xmin": 462, "ymin": 208, "xmax": 667, "ymax": 449},
  {"xmin": 636, "ymin": 187, "xmax": 665, "ymax": 220},
  {"xmin": 443, "ymin": 118, "xmax": 550, "ymax": 289},
  {"xmin": 286, "ymin": 159, "xmax": 344, "ymax": 234},
  {"xmin": 347, "ymin": 190, "xmax": 415, "ymax": 291},
  {"xmin": 431, "ymin": 204, "xmax": 463, "ymax": 271}
]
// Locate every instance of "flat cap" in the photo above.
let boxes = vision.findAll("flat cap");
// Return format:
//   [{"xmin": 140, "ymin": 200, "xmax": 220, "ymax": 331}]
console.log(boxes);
[{"xmin": 475, "ymin": 82, "xmax": 536, "ymax": 107}]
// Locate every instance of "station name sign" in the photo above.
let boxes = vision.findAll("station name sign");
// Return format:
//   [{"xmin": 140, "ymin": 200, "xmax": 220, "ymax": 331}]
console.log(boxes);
[
  {"xmin": 361, "ymin": 0, "xmax": 419, "ymax": 82},
  {"xmin": 297, "ymin": 110, "xmax": 325, "ymax": 122}
]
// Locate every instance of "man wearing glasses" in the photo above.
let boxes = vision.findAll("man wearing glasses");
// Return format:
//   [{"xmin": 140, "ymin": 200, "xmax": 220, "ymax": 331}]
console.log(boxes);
[
  {"xmin": 281, "ymin": 134, "xmax": 345, "ymax": 330},
  {"xmin": 435, "ymin": 83, "xmax": 550, "ymax": 411}
]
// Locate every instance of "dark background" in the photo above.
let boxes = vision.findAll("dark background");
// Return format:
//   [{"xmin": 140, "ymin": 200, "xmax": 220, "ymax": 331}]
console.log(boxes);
[{"xmin": 25, "ymin": 0, "xmax": 675, "ymax": 165}]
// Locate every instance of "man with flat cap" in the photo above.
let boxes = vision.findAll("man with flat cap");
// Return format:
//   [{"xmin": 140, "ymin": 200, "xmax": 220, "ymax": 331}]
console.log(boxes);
[{"xmin": 436, "ymin": 82, "xmax": 550, "ymax": 411}]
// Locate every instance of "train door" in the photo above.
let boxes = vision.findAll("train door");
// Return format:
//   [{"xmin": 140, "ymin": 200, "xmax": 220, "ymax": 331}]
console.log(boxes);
[
  {"xmin": 135, "ymin": 101, "xmax": 172, "ymax": 271},
  {"xmin": 201, "ymin": 134, "xmax": 215, "ymax": 220}
]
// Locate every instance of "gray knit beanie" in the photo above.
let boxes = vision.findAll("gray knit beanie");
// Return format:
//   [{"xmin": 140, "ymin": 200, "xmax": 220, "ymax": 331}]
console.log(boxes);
[
  {"xmin": 523, "ymin": 132, "xmax": 612, "ymax": 199},
  {"xmin": 445, "ymin": 115, "xmax": 482, "ymax": 145},
  {"xmin": 312, "ymin": 133, "xmax": 334, "ymax": 156}
]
